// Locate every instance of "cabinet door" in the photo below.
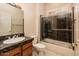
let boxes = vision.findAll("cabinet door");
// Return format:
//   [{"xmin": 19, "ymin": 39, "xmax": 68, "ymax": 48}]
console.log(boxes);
[
  {"xmin": 23, "ymin": 47, "xmax": 32, "ymax": 56},
  {"xmin": 22, "ymin": 42, "xmax": 32, "ymax": 56},
  {"xmin": 23, "ymin": 42, "xmax": 32, "ymax": 50},
  {"xmin": 1, "ymin": 47, "xmax": 21, "ymax": 56}
]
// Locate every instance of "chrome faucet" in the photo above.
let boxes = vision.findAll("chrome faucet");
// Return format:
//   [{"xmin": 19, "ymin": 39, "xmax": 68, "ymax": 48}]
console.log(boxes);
[
  {"xmin": 12, "ymin": 35, "xmax": 17, "ymax": 38},
  {"xmin": 12, "ymin": 35, "xmax": 18, "ymax": 38}
]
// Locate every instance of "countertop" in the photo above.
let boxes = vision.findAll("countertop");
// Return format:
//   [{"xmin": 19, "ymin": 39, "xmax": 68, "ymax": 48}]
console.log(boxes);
[{"xmin": 0, "ymin": 36, "xmax": 33, "ymax": 51}]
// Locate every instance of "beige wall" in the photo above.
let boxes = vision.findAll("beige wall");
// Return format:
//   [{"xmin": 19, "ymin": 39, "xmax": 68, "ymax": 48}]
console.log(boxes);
[
  {"xmin": 17, "ymin": 3, "xmax": 45, "ymax": 39},
  {"xmin": 75, "ymin": 4, "xmax": 79, "ymax": 42},
  {"xmin": 45, "ymin": 3, "xmax": 73, "ymax": 16},
  {"xmin": 17, "ymin": 3, "xmax": 37, "ymax": 36},
  {"xmin": 36, "ymin": 3, "xmax": 45, "ymax": 42},
  {"xmin": 74, "ymin": 4, "xmax": 79, "ymax": 55}
]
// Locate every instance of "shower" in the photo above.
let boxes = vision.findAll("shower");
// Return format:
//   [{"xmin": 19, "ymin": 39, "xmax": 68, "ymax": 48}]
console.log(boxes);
[{"xmin": 40, "ymin": 7, "xmax": 75, "ymax": 49}]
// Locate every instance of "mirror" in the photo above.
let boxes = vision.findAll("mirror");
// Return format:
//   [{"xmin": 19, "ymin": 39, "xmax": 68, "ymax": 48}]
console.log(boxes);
[{"xmin": 0, "ymin": 3, "xmax": 24, "ymax": 36}]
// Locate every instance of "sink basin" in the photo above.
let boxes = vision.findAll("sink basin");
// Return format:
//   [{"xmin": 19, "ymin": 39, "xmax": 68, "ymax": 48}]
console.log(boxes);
[{"xmin": 3, "ymin": 37, "xmax": 25, "ymax": 44}]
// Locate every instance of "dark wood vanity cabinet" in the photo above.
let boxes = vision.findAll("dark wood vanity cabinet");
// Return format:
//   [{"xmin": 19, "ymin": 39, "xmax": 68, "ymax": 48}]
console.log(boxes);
[
  {"xmin": 22, "ymin": 42, "xmax": 32, "ymax": 56},
  {"xmin": 1, "ymin": 46, "xmax": 21, "ymax": 56},
  {"xmin": 0, "ymin": 41, "xmax": 33, "ymax": 56}
]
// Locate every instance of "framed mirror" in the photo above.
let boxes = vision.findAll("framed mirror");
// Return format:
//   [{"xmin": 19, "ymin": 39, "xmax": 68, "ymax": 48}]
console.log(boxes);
[{"xmin": 0, "ymin": 3, "xmax": 24, "ymax": 36}]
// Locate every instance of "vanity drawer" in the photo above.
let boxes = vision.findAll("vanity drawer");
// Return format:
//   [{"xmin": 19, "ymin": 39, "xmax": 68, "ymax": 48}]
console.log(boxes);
[
  {"xmin": 23, "ymin": 42, "xmax": 32, "ymax": 50},
  {"xmin": 1, "ymin": 47, "xmax": 21, "ymax": 56},
  {"xmin": 23, "ymin": 47, "xmax": 32, "ymax": 56}
]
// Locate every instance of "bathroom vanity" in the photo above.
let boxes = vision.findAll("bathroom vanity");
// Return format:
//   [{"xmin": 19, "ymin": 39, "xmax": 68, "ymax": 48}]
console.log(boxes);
[
  {"xmin": 0, "ymin": 36, "xmax": 33, "ymax": 56},
  {"xmin": 0, "ymin": 4, "xmax": 31, "ymax": 56}
]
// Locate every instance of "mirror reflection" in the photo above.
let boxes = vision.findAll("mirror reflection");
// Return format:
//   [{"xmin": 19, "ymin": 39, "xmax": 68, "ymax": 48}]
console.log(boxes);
[{"xmin": 0, "ymin": 3, "xmax": 24, "ymax": 36}]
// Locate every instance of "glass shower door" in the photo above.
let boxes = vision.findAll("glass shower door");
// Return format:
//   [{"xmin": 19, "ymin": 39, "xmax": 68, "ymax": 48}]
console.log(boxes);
[{"xmin": 40, "ymin": 8, "xmax": 74, "ymax": 49}]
